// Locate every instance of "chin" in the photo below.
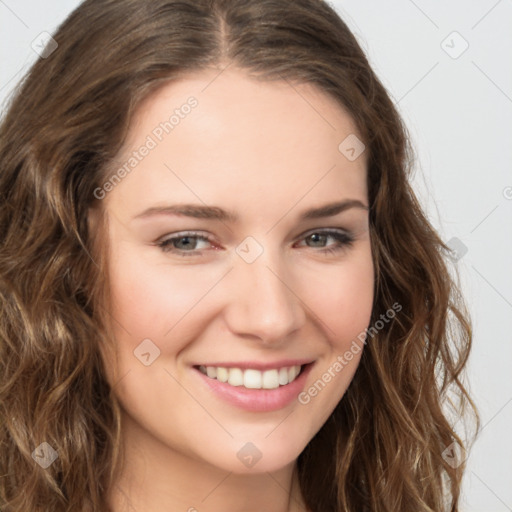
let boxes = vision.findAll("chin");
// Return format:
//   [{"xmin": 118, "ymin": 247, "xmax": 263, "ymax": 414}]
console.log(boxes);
[{"xmin": 200, "ymin": 435, "xmax": 306, "ymax": 475}]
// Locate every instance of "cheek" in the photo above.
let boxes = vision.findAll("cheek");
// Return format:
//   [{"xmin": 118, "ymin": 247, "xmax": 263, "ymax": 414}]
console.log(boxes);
[
  {"xmin": 295, "ymin": 254, "xmax": 373, "ymax": 428},
  {"xmin": 334, "ymin": 264, "xmax": 374, "ymax": 346},
  {"xmin": 299, "ymin": 249, "xmax": 374, "ymax": 348},
  {"xmin": 108, "ymin": 240, "xmax": 374, "ymax": 355},
  {"xmin": 108, "ymin": 247, "xmax": 218, "ymax": 341}
]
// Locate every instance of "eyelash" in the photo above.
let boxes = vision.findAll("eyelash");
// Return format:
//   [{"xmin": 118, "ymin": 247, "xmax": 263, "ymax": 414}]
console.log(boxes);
[{"xmin": 156, "ymin": 229, "xmax": 354, "ymax": 256}]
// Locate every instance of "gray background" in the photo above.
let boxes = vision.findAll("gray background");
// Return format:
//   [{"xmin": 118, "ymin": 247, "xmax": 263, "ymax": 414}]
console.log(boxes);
[{"xmin": 1, "ymin": 1, "xmax": 511, "ymax": 510}]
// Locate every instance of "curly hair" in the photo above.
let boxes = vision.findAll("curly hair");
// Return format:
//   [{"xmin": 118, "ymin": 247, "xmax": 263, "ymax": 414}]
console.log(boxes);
[{"xmin": 0, "ymin": 0, "xmax": 478, "ymax": 510}]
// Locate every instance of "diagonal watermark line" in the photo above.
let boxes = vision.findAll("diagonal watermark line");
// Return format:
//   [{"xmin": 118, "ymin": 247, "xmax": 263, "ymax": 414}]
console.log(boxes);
[
  {"xmin": 265, "ymin": 164, "xmax": 336, "ymax": 234},
  {"xmin": 164, "ymin": 367, "xmax": 234, "ymax": 438},
  {"xmin": 79, "ymin": 242, "xmax": 100, "ymax": 270},
  {"xmin": 471, "ymin": 265, "xmax": 512, "ymax": 309},
  {"xmin": 280, "ymin": 75, "xmax": 336, "ymax": 130},
  {"xmin": 397, "ymin": 61, "xmax": 439, "ymax": 104},
  {"xmin": 408, "ymin": 0, "xmax": 439, "ymax": 29},
  {"xmin": 480, "ymin": 396, "xmax": 512, "ymax": 433},
  {"xmin": 471, "ymin": 471, "xmax": 512, "ymax": 510},
  {"xmin": 470, "ymin": 204, "xmax": 499, "ymax": 233},
  {"xmin": 200, "ymin": 471, "xmax": 233, "ymax": 502},
  {"xmin": 471, "ymin": 0, "xmax": 503, "ymax": 30},
  {"xmin": 96, "ymin": 301, "xmax": 133, "ymax": 337},
  {"xmin": 265, "ymin": 409, "xmax": 295, "ymax": 438},
  {"xmin": 265, "ymin": 266, "xmax": 337, "ymax": 336},
  {"xmin": 0, "ymin": 0, "xmax": 29, "ymax": 28},
  {"xmin": 0, "ymin": 66, "xmax": 26, "ymax": 95},
  {"xmin": 472, "ymin": 61, "xmax": 512, "ymax": 105},
  {"xmin": 111, "ymin": 369, "xmax": 132, "ymax": 390},
  {"xmin": 265, "ymin": 472, "xmax": 309, "ymax": 512},
  {"xmin": 164, "ymin": 163, "xmax": 234, "ymax": 234},
  {"xmin": 163, "ymin": 267, "xmax": 234, "ymax": 337},
  {"xmin": 201, "ymin": 61, "xmax": 233, "ymax": 93}
]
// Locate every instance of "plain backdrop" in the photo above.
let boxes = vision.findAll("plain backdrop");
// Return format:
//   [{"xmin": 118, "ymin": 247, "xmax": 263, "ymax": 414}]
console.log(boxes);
[{"xmin": 1, "ymin": 1, "xmax": 511, "ymax": 510}]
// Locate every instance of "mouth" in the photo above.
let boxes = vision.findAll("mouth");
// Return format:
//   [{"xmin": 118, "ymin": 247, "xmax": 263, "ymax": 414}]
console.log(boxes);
[
  {"xmin": 195, "ymin": 364, "xmax": 306, "ymax": 390},
  {"xmin": 192, "ymin": 361, "xmax": 315, "ymax": 412}
]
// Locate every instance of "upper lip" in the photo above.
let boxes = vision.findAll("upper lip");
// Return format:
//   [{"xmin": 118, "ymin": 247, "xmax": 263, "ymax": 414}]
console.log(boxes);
[{"xmin": 194, "ymin": 359, "xmax": 315, "ymax": 371}]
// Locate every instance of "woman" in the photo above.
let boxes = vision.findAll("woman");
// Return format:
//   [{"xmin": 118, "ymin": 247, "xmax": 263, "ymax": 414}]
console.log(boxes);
[{"xmin": 0, "ymin": 0, "xmax": 478, "ymax": 510}]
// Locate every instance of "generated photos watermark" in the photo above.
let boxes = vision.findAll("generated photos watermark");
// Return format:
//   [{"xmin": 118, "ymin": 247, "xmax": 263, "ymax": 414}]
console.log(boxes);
[
  {"xmin": 297, "ymin": 301, "xmax": 402, "ymax": 405},
  {"xmin": 93, "ymin": 96, "xmax": 198, "ymax": 200}
]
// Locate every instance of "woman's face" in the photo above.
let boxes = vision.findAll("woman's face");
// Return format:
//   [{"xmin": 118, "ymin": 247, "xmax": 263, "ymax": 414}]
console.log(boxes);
[{"xmin": 93, "ymin": 68, "xmax": 374, "ymax": 474}]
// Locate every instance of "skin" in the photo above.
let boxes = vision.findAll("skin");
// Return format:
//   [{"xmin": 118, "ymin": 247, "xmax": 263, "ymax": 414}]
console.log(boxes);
[{"xmin": 89, "ymin": 67, "xmax": 374, "ymax": 512}]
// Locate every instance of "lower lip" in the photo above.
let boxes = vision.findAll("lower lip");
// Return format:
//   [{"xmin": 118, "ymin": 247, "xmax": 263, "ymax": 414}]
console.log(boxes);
[{"xmin": 193, "ymin": 363, "xmax": 314, "ymax": 412}]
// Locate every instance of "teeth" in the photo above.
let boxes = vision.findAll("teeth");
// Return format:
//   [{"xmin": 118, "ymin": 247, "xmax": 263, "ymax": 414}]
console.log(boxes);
[
  {"xmin": 198, "ymin": 365, "xmax": 303, "ymax": 389},
  {"xmin": 278, "ymin": 367, "xmax": 289, "ymax": 385},
  {"xmin": 217, "ymin": 367, "xmax": 228, "ymax": 382},
  {"xmin": 262, "ymin": 369, "xmax": 279, "ymax": 389},
  {"xmin": 244, "ymin": 369, "xmax": 262, "ymax": 389},
  {"xmin": 228, "ymin": 368, "xmax": 243, "ymax": 387},
  {"xmin": 288, "ymin": 365, "xmax": 299, "ymax": 381}
]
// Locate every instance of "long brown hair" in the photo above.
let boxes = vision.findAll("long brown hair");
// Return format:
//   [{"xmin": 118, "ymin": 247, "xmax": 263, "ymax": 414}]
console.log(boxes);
[{"xmin": 0, "ymin": 0, "xmax": 478, "ymax": 510}]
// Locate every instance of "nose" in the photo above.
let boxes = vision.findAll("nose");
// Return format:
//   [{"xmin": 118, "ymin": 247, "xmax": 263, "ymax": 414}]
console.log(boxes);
[{"xmin": 222, "ymin": 246, "xmax": 306, "ymax": 346}]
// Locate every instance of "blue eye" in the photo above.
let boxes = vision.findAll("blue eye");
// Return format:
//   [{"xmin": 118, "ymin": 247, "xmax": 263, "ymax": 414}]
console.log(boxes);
[
  {"xmin": 156, "ymin": 229, "xmax": 354, "ymax": 256},
  {"xmin": 157, "ymin": 232, "xmax": 213, "ymax": 255},
  {"xmin": 298, "ymin": 229, "xmax": 354, "ymax": 254}
]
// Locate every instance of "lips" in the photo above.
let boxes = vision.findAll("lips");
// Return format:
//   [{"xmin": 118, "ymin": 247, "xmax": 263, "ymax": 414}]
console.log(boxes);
[
  {"xmin": 197, "ymin": 364, "xmax": 302, "ymax": 389},
  {"xmin": 193, "ymin": 361, "xmax": 315, "ymax": 412}
]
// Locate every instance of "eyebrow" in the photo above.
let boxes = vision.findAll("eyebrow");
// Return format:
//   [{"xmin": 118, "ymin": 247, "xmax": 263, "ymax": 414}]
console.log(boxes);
[{"xmin": 133, "ymin": 199, "xmax": 368, "ymax": 223}]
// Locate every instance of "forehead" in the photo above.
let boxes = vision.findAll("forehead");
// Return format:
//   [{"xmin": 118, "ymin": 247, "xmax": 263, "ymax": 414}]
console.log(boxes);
[{"xmin": 105, "ymin": 67, "xmax": 367, "ymax": 216}]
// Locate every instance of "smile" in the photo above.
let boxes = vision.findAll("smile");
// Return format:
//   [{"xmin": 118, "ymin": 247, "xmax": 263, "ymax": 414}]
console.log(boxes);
[{"xmin": 197, "ymin": 364, "xmax": 302, "ymax": 389}]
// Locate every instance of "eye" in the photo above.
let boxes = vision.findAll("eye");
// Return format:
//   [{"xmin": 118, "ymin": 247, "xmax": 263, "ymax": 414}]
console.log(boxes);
[
  {"xmin": 156, "ymin": 231, "xmax": 215, "ymax": 255},
  {"xmin": 294, "ymin": 229, "xmax": 354, "ymax": 255},
  {"xmin": 155, "ymin": 228, "xmax": 354, "ymax": 256}
]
